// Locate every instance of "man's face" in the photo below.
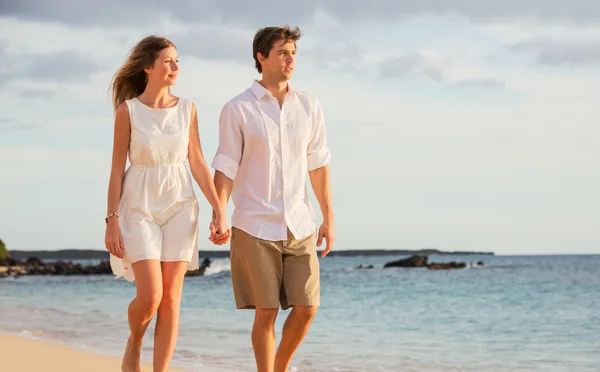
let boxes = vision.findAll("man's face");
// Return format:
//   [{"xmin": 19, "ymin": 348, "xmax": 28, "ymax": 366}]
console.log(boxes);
[{"xmin": 260, "ymin": 39, "xmax": 296, "ymax": 81}]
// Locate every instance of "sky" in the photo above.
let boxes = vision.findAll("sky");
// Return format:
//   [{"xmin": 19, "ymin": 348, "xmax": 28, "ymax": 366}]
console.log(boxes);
[{"xmin": 0, "ymin": 2, "xmax": 598, "ymax": 255}]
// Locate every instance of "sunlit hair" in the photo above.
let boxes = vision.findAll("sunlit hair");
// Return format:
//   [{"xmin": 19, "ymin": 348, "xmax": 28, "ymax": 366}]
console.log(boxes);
[{"xmin": 110, "ymin": 36, "xmax": 175, "ymax": 111}]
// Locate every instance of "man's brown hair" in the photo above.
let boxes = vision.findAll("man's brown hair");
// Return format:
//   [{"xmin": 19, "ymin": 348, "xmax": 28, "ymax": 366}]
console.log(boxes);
[{"xmin": 252, "ymin": 25, "xmax": 302, "ymax": 73}]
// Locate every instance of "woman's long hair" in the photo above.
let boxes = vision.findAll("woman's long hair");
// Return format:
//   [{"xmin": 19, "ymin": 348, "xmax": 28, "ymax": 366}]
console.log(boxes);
[{"xmin": 110, "ymin": 36, "xmax": 175, "ymax": 112}]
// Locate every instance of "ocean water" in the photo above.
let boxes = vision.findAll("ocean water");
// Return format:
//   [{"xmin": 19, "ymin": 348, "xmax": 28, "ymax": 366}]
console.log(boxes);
[{"xmin": 1, "ymin": 254, "xmax": 599, "ymax": 371}]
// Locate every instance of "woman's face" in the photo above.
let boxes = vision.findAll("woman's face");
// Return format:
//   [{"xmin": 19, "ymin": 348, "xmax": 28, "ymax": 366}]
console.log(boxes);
[{"xmin": 146, "ymin": 46, "xmax": 179, "ymax": 86}]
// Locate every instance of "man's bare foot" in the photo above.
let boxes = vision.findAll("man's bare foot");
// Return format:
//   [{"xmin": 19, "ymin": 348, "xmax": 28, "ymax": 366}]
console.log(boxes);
[{"xmin": 121, "ymin": 336, "xmax": 142, "ymax": 372}]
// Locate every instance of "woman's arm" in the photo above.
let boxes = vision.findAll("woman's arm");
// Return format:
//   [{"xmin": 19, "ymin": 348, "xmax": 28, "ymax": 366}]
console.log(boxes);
[
  {"xmin": 105, "ymin": 102, "xmax": 130, "ymax": 258},
  {"xmin": 187, "ymin": 103, "xmax": 227, "ymax": 221}
]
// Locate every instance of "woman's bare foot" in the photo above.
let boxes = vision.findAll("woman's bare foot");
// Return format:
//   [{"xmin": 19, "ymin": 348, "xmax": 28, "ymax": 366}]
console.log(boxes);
[{"xmin": 121, "ymin": 336, "xmax": 142, "ymax": 372}]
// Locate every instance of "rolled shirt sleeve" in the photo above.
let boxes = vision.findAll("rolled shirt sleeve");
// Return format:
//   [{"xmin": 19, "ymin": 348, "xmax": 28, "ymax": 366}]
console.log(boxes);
[
  {"xmin": 211, "ymin": 102, "xmax": 243, "ymax": 180},
  {"xmin": 307, "ymin": 98, "xmax": 331, "ymax": 171}
]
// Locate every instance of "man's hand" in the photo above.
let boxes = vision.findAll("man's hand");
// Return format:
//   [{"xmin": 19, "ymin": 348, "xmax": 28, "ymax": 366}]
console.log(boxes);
[
  {"xmin": 209, "ymin": 215, "xmax": 230, "ymax": 245},
  {"xmin": 317, "ymin": 222, "xmax": 335, "ymax": 257},
  {"xmin": 308, "ymin": 165, "xmax": 334, "ymax": 258}
]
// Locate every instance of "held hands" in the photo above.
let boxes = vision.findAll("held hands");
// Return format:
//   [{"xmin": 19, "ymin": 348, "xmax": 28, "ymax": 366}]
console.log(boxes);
[
  {"xmin": 209, "ymin": 214, "xmax": 231, "ymax": 245},
  {"xmin": 105, "ymin": 219, "xmax": 124, "ymax": 258},
  {"xmin": 317, "ymin": 220, "xmax": 335, "ymax": 258}
]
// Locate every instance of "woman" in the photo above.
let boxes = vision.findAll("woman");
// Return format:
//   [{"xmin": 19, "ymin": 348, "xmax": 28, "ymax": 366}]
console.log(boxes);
[{"xmin": 104, "ymin": 35, "xmax": 230, "ymax": 372}]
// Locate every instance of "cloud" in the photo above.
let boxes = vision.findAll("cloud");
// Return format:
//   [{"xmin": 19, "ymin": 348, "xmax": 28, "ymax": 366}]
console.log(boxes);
[
  {"xmin": 174, "ymin": 28, "xmax": 252, "ymax": 64},
  {"xmin": 454, "ymin": 78, "xmax": 506, "ymax": 89},
  {"xmin": 304, "ymin": 42, "xmax": 363, "ymax": 73},
  {"xmin": 378, "ymin": 53, "xmax": 443, "ymax": 82},
  {"xmin": 3, "ymin": 1, "xmax": 600, "ymax": 28},
  {"xmin": 16, "ymin": 87, "xmax": 57, "ymax": 100},
  {"xmin": 0, "ymin": 49, "xmax": 101, "ymax": 84},
  {"xmin": 0, "ymin": 1, "xmax": 311, "ymax": 27},
  {"xmin": 310, "ymin": 46, "xmax": 500, "ymax": 88},
  {"xmin": 508, "ymin": 39, "xmax": 600, "ymax": 66},
  {"xmin": 23, "ymin": 50, "xmax": 101, "ymax": 82},
  {"xmin": 306, "ymin": 43, "xmax": 448, "ymax": 82},
  {"xmin": 0, "ymin": 119, "xmax": 37, "ymax": 133}
]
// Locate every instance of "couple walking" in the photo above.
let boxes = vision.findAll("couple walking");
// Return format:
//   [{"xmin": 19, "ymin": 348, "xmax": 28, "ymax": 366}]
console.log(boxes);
[{"xmin": 104, "ymin": 25, "xmax": 335, "ymax": 372}]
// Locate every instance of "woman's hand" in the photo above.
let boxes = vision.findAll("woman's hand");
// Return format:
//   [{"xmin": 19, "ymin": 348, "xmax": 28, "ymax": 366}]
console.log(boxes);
[
  {"xmin": 105, "ymin": 218, "xmax": 124, "ymax": 258},
  {"xmin": 209, "ymin": 215, "xmax": 230, "ymax": 245}
]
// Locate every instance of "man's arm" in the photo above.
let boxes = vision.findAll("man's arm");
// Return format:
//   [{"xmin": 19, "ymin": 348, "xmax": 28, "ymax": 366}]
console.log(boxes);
[
  {"xmin": 307, "ymin": 98, "xmax": 334, "ymax": 257},
  {"xmin": 212, "ymin": 171, "xmax": 233, "ymax": 221},
  {"xmin": 309, "ymin": 165, "xmax": 335, "ymax": 257},
  {"xmin": 209, "ymin": 171, "xmax": 234, "ymax": 244},
  {"xmin": 209, "ymin": 102, "xmax": 243, "ymax": 244}
]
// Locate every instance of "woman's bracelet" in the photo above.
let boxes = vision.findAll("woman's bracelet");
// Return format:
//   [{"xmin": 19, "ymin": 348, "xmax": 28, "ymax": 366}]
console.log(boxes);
[{"xmin": 105, "ymin": 212, "xmax": 119, "ymax": 224}]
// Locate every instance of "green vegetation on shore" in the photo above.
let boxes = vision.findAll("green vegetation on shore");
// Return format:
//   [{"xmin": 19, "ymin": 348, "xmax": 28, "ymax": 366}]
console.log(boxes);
[{"xmin": 0, "ymin": 239, "xmax": 9, "ymax": 260}]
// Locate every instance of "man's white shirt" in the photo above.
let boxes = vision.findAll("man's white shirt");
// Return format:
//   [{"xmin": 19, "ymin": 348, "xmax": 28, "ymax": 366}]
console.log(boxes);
[{"xmin": 211, "ymin": 80, "xmax": 331, "ymax": 241}]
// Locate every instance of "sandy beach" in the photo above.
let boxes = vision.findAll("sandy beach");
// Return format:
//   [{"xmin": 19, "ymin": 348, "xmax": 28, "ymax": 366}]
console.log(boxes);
[{"xmin": 0, "ymin": 333, "xmax": 188, "ymax": 372}]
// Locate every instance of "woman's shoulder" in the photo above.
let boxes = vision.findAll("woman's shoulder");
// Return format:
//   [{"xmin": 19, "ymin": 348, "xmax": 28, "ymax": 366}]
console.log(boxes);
[
  {"xmin": 176, "ymin": 95, "xmax": 193, "ymax": 103},
  {"xmin": 123, "ymin": 96, "xmax": 138, "ymax": 105},
  {"xmin": 176, "ymin": 96, "xmax": 196, "ymax": 111},
  {"xmin": 116, "ymin": 100, "xmax": 131, "ymax": 115}
]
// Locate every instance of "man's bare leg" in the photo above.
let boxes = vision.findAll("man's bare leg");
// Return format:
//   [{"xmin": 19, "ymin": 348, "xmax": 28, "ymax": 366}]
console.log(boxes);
[
  {"xmin": 274, "ymin": 306, "xmax": 317, "ymax": 372},
  {"xmin": 252, "ymin": 308, "xmax": 279, "ymax": 372}
]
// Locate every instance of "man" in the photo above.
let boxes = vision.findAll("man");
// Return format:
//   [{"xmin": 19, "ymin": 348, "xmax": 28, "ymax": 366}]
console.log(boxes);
[{"xmin": 209, "ymin": 25, "xmax": 335, "ymax": 372}]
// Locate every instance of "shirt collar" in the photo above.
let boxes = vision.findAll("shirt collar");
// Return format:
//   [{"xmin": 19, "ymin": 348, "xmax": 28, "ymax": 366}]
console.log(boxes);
[{"xmin": 250, "ymin": 80, "xmax": 294, "ymax": 100}]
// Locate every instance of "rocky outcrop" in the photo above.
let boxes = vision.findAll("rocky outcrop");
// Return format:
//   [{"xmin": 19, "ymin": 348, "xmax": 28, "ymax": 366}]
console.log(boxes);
[
  {"xmin": 0, "ymin": 256, "xmax": 213, "ymax": 278},
  {"xmin": 0, "ymin": 257, "xmax": 17, "ymax": 267},
  {"xmin": 383, "ymin": 255, "xmax": 429, "ymax": 268},
  {"xmin": 428, "ymin": 261, "xmax": 467, "ymax": 270},
  {"xmin": 384, "ymin": 255, "xmax": 484, "ymax": 270},
  {"xmin": 185, "ymin": 257, "xmax": 212, "ymax": 277},
  {"xmin": 0, "ymin": 259, "xmax": 114, "ymax": 276},
  {"xmin": 0, "ymin": 266, "xmax": 26, "ymax": 278}
]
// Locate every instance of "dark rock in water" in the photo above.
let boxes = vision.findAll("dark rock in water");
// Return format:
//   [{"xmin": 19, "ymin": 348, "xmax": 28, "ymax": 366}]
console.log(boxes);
[
  {"xmin": 0, "ymin": 257, "xmax": 116, "ymax": 276},
  {"xmin": 428, "ymin": 261, "xmax": 467, "ymax": 270},
  {"xmin": 25, "ymin": 257, "xmax": 44, "ymax": 267},
  {"xmin": 26, "ymin": 264, "xmax": 48, "ymax": 275},
  {"xmin": 21, "ymin": 260, "xmax": 111, "ymax": 276},
  {"xmin": 383, "ymin": 255, "xmax": 428, "ymax": 268},
  {"xmin": 92, "ymin": 260, "xmax": 112, "ymax": 274},
  {"xmin": 0, "ymin": 254, "xmax": 215, "ymax": 278},
  {"xmin": 384, "ymin": 255, "xmax": 483, "ymax": 270},
  {"xmin": 1, "ymin": 266, "xmax": 26, "ymax": 278},
  {"xmin": 0, "ymin": 258, "xmax": 19, "ymax": 267},
  {"xmin": 185, "ymin": 257, "xmax": 211, "ymax": 277},
  {"xmin": 356, "ymin": 264, "xmax": 374, "ymax": 269},
  {"xmin": 185, "ymin": 267, "xmax": 207, "ymax": 277},
  {"xmin": 25, "ymin": 256, "xmax": 49, "ymax": 274}
]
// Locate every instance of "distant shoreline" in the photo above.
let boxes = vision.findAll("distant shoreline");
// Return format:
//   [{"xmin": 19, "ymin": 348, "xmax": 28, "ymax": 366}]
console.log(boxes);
[{"xmin": 9, "ymin": 249, "xmax": 494, "ymax": 260}]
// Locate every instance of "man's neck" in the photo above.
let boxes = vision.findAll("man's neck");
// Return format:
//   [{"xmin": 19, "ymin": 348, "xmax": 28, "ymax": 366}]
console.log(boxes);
[{"xmin": 258, "ymin": 78, "xmax": 288, "ymax": 106}]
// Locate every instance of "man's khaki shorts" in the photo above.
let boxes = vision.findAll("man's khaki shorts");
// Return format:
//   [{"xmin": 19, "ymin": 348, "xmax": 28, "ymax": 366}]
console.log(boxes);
[{"xmin": 229, "ymin": 227, "xmax": 320, "ymax": 310}]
